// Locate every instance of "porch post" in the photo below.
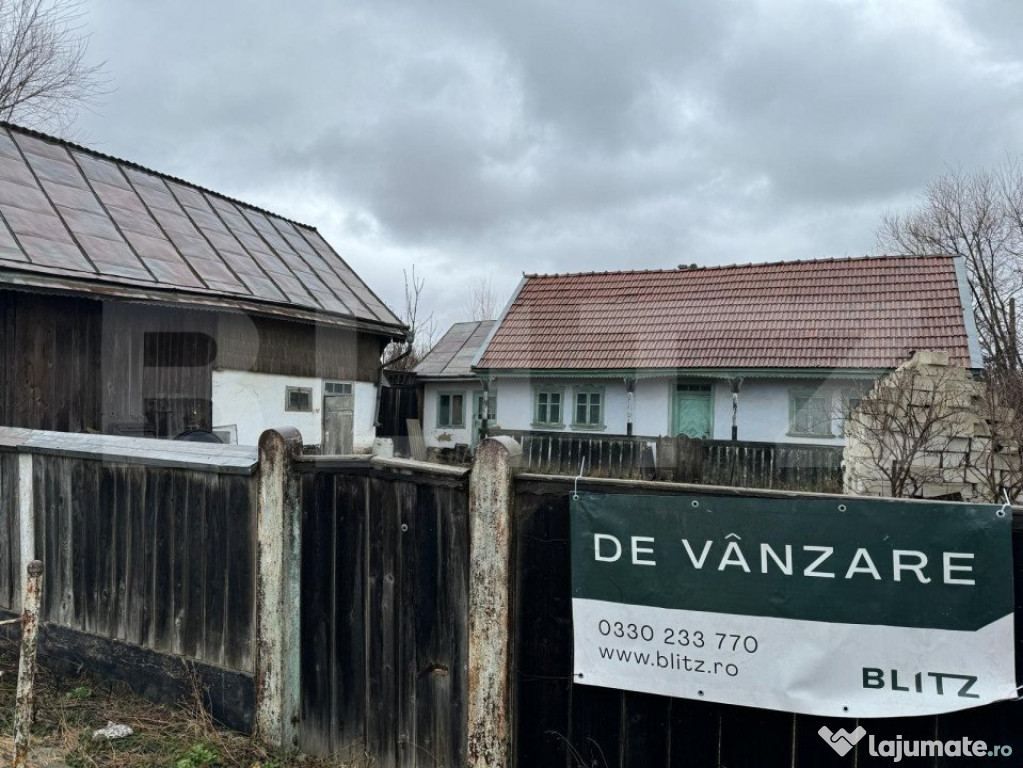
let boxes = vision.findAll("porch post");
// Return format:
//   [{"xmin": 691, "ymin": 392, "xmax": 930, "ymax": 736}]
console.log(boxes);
[
  {"xmin": 730, "ymin": 377, "xmax": 744, "ymax": 442},
  {"xmin": 625, "ymin": 377, "xmax": 636, "ymax": 437},
  {"xmin": 467, "ymin": 436, "xmax": 522, "ymax": 768}
]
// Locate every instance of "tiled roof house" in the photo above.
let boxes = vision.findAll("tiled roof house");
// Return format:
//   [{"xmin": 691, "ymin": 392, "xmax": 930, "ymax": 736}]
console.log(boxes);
[
  {"xmin": 0, "ymin": 122, "xmax": 405, "ymax": 450},
  {"xmin": 413, "ymin": 320, "xmax": 496, "ymax": 449},
  {"xmin": 464, "ymin": 255, "xmax": 981, "ymax": 445}
]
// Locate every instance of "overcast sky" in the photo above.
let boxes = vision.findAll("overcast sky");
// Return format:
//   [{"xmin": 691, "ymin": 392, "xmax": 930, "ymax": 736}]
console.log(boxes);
[{"xmin": 72, "ymin": 0, "xmax": 1023, "ymax": 337}]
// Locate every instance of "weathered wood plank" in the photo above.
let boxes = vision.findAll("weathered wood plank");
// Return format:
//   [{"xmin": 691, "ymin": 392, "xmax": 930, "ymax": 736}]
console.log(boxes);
[
  {"xmin": 0, "ymin": 452, "xmax": 20, "ymax": 610},
  {"xmin": 718, "ymin": 706, "xmax": 794, "ymax": 767},
  {"xmin": 299, "ymin": 471, "xmax": 335, "ymax": 757},
  {"xmin": 365, "ymin": 477, "xmax": 401, "ymax": 768},
  {"xmin": 183, "ymin": 471, "xmax": 206, "ymax": 659},
  {"xmin": 332, "ymin": 474, "xmax": 368, "ymax": 759},
  {"xmin": 622, "ymin": 693, "xmax": 670, "ymax": 768},
  {"xmin": 667, "ymin": 698, "xmax": 721, "ymax": 767},
  {"xmin": 514, "ymin": 492, "xmax": 574, "ymax": 767},
  {"xmin": 224, "ymin": 474, "xmax": 256, "ymax": 672},
  {"xmin": 203, "ymin": 473, "xmax": 227, "ymax": 665}
]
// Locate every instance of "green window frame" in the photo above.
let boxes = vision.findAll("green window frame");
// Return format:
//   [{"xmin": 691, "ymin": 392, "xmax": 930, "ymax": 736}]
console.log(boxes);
[
  {"xmin": 839, "ymin": 385, "xmax": 868, "ymax": 434},
  {"xmin": 788, "ymin": 388, "xmax": 832, "ymax": 437},
  {"xmin": 572, "ymin": 386, "xmax": 605, "ymax": 429},
  {"xmin": 532, "ymin": 387, "xmax": 565, "ymax": 428},
  {"xmin": 437, "ymin": 391, "xmax": 466, "ymax": 429}
]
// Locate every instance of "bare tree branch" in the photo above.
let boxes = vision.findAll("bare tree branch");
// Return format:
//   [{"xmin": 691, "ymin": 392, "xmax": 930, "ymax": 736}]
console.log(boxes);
[
  {"xmin": 844, "ymin": 354, "xmax": 1023, "ymax": 501},
  {"xmin": 844, "ymin": 360, "xmax": 975, "ymax": 498},
  {"xmin": 463, "ymin": 274, "xmax": 499, "ymax": 321},
  {"xmin": 0, "ymin": 0, "xmax": 107, "ymax": 131},
  {"xmin": 383, "ymin": 265, "xmax": 436, "ymax": 372},
  {"xmin": 878, "ymin": 162, "xmax": 1023, "ymax": 372}
]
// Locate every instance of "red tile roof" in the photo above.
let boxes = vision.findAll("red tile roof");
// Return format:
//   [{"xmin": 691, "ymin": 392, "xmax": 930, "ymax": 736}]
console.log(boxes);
[
  {"xmin": 476, "ymin": 255, "xmax": 975, "ymax": 371},
  {"xmin": 0, "ymin": 123, "xmax": 403, "ymax": 332}
]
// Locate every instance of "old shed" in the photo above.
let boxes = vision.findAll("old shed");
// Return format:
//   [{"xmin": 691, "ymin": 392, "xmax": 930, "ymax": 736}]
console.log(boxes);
[{"xmin": 0, "ymin": 123, "xmax": 406, "ymax": 451}]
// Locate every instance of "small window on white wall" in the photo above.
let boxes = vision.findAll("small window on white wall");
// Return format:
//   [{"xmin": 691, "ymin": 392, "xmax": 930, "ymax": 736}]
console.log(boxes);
[
  {"xmin": 438, "ymin": 392, "xmax": 465, "ymax": 428},
  {"xmin": 788, "ymin": 389, "xmax": 832, "ymax": 437},
  {"xmin": 572, "ymin": 387, "xmax": 604, "ymax": 429},
  {"xmin": 325, "ymin": 381, "xmax": 353, "ymax": 395},
  {"xmin": 285, "ymin": 386, "xmax": 313, "ymax": 412}
]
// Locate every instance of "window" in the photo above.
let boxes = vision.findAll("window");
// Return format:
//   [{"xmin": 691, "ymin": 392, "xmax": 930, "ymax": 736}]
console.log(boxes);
[
  {"xmin": 533, "ymin": 388, "xmax": 564, "ymax": 427},
  {"xmin": 789, "ymin": 389, "xmax": 832, "ymax": 437},
  {"xmin": 324, "ymin": 381, "xmax": 353, "ymax": 395},
  {"xmin": 438, "ymin": 392, "xmax": 465, "ymax": 428},
  {"xmin": 285, "ymin": 386, "xmax": 313, "ymax": 412},
  {"xmin": 573, "ymin": 387, "xmax": 604, "ymax": 429},
  {"xmin": 839, "ymin": 385, "xmax": 868, "ymax": 434}
]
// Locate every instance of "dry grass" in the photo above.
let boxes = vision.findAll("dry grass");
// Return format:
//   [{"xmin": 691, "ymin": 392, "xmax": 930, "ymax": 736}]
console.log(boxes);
[{"xmin": 0, "ymin": 652, "xmax": 368, "ymax": 767}]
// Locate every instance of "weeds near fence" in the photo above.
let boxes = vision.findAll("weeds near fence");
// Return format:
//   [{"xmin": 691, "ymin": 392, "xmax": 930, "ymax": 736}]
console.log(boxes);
[
  {"xmin": 547, "ymin": 731, "xmax": 610, "ymax": 768},
  {"xmin": 0, "ymin": 652, "xmax": 370, "ymax": 767}
]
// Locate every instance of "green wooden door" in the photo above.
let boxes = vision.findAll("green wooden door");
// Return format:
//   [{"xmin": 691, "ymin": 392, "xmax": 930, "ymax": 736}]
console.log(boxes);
[{"xmin": 674, "ymin": 386, "xmax": 713, "ymax": 438}]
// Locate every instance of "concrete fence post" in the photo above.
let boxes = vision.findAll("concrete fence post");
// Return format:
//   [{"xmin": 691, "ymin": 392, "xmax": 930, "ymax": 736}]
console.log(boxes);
[
  {"xmin": 255, "ymin": 427, "xmax": 303, "ymax": 749},
  {"xmin": 17, "ymin": 454, "xmax": 33, "ymax": 611},
  {"xmin": 12, "ymin": 559, "xmax": 43, "ymax": 768},
  {"xmin": 467, "ymin": 436, "xmax": 522, "ymax": 768}
]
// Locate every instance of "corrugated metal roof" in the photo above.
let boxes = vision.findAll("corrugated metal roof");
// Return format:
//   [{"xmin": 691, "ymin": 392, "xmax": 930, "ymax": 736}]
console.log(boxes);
[
  {"xmin": 416, "ymin": 320, "xmax": 496, "ymax": 377},
  {"xmin": 476, "ymin": 255, "xmax": 975, "ymax": 371},
  {"xmin": 0, "ymin": 122, "xmax": 404, "ymax": 333}
]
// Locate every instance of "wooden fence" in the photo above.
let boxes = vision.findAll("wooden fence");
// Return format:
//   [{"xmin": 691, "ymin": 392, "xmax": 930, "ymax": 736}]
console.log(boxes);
[
  {"xmin": 497, "ymin": 430, "xmax": 844, "ymax": 493},
  {"xmin": 298, "ymin": 456, "xmax": 470, "ymax": 763},
  {"xmin": 510, "ymin": 472, "xmax": 1023, "ymax": 768},
  {"xmin": 0, "ymin": 427, "xmax": 260, "ymax": 730},
  {"xmin": 4, "ymin": 428, "xmax": 1022, "ymax": 767}
]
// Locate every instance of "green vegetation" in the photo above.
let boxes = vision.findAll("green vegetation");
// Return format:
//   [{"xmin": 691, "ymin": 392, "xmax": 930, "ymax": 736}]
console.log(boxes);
[{"xmin": 0, "ymin": 652, "xmax": 366, "ymax": 767}]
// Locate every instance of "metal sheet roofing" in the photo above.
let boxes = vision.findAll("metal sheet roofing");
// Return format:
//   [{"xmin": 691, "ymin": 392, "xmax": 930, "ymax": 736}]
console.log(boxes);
[
  {"xmin": 415, "ymin": 320, "xmax": 496, "ymax": 377},
  {"xmin": 476, "ymin": 255, "xmax": 975, "ymax": 371},
  {"xmin": 0, "ymin": 123, "xmax": 403, "ymax": 332}
]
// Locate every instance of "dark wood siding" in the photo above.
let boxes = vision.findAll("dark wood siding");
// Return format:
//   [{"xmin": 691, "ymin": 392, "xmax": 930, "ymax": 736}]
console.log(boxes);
[
  {"xmin": 1, "ymin": 290, "xmax": 390, "ymax": 437},
  {"xmin": 0, "ymin": 290, "xmax": 103, "ymax": 432},
  {"xmin": 217, "ymin": 312, "xmax": 385, "ymax": 382},
  {"xmin": 101, "ymin": 302, "xmax": 217, "ymax": 437}
]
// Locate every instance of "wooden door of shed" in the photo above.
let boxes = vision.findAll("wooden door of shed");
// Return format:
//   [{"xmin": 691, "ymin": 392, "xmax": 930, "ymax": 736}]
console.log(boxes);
[{"xmin": 322, "ymin": 392, "xmax": 354, "ymax": 454}]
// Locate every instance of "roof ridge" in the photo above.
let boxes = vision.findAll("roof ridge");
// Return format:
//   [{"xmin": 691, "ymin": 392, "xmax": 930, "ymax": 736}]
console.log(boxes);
[
  {"xmin": 0, "ymin": 120, "xmax": 318, "ymax": 232},
  {"xmin": 522, "ymin": 253, "xmax": 955, "ymax": 280}
]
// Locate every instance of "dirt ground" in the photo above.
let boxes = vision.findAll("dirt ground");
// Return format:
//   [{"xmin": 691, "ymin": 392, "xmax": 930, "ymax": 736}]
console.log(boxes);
[{"xmin": 0, "ymin": 653, "xmax": 365, "ymax": 767}]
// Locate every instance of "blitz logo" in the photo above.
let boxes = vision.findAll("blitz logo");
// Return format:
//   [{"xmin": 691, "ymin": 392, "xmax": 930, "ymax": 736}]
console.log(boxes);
[
  {"xmin": 863, "ymin": 668, "xmax": 979, "ymax": 698},
  {"xmin": 818, "ymin": 725, "xmax": 867, "ymax": 757}
]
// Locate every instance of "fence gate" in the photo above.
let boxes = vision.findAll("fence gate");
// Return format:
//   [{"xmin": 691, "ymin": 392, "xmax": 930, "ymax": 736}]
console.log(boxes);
[{"xmin": 297, "ymin": 457, "xmax": 470, "ymax": 766}]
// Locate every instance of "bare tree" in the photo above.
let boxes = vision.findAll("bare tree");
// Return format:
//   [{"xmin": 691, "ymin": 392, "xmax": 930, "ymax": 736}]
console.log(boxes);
[
  {"xmin": 843, "ymin": 359, "xmax": 976, "ymax": 498},
  {"xmin": 878, "ymin": 162, "xmax": 1023, "ymax": 372},
  {"xmin": 0, "ymin": 0, "xmax": 106, "ymax": 131},
  {"xmin": 383, "ymin": 265, "xmax": 436, "ymax": 372},
  {"xmin": 463, "ymin": 274, "xmax": 499, "ymax": 321}
]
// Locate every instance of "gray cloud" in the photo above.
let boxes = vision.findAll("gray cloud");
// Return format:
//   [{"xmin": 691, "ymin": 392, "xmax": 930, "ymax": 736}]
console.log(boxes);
[{"xmin": 74, "ymin": 0, "xmax": 1023, "ymax": 331}]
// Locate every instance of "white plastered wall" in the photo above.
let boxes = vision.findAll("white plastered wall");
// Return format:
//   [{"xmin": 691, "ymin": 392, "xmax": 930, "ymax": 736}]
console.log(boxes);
[
  {"xmin": 480, "ymin": 375, "xmax": 871, "ymax": 445},
  {"xmin": 212, "ymin": 370, "xmax": 377, "ymax": 450}
]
